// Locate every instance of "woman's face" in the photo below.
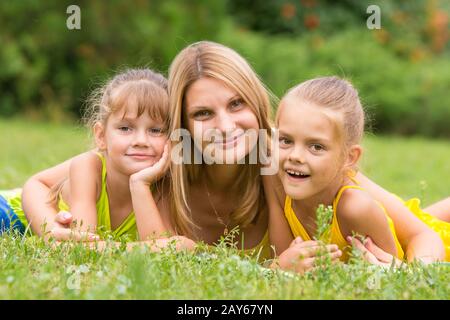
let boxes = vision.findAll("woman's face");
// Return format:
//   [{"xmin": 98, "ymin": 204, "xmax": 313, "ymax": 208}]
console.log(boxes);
[{"xmin": 183, "ymin": 77, "xmax": 260, "ymax": 164}]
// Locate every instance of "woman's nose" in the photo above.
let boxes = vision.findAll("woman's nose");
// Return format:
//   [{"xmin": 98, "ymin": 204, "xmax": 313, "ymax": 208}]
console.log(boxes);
[{"xmin": 215, "ymin": 110, "xmax": 237, "ymax": 135}]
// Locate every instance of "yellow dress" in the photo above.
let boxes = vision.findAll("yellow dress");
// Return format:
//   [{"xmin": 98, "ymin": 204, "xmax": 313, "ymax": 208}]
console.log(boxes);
[
  {"xmin": 400, "ymin": 197, "xmax": 450, "ymax": 261},
  {"xmin": 11, "ymin": 153, "xmax": 138, "ymax": 241},
  {"xmin": 284, "ymin": 185, "xmax": 405, "ymax": 262}
]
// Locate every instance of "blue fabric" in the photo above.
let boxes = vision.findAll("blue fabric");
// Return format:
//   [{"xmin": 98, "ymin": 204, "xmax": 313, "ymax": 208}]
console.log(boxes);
[{"xmin": 0, "ymin": 195, "xmax": 25, "ymax": 235}]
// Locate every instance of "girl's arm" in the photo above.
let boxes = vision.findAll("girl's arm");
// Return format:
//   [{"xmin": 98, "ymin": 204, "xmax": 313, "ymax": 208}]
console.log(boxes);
[
  {"xmin": 129, "ymin": 143, "xmax": 172, "ymax": 240},
  {"xmin": 337, "ymin": 188, "xmax": 399, "ymax": 258},
  {"xmin": 66, "ymin": 152, "xmax": 101, "ymax": 233},
  {"xmin": 262, "ymin": 174, "xmax": 295, "ymax": 255},
  {"xmin": 22, "ymin": 158, "xmax": 72, "ymax": 236},
  {"xmin": 129, "ymin": 180, "xmax": 171, "ymax": 239},
  {"xmin": 21, "ymin": 153, "xmax": 98, "ymax": 240},
  {"xmin": 356, "ymin": 172, "xmax": 445, "ymax": 262}
]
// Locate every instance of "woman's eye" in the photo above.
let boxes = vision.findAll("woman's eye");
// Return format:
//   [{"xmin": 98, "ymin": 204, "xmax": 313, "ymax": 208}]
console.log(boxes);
[
  {"xmin": 230, "ymin": 98, "xmax": 244, "ymax": 110},
  {"xmin": 193, "ymin": 110, "xmax": 212, "ymax": 119}
]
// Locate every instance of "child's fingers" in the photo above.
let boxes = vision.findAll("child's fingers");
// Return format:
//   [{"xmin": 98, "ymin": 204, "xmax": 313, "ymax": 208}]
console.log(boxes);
[
  {"xmin": 330, "ymin": 249, "xmax": 343, "ymax": 261},
  {"xmin": 292, "ymin": 243, "xmax": 339, "ymax": 259},
  {"xmin": 153, "ymin": 143, "xmax": 171, "ymax": 173},
  {"xmin": 160, "ymin": 144, "xmax": 171, "ymax": 170},
  {"xmin": 294, "ymin": 240, "xmax": 324, "ymax": 248},
  {"xmin": 50, "ymin": 228, "xmax": 99, "ymax": 242},
  {"xmin": 288, "ymin": 236, "xmax": 304, "ymax": 248},
  {"xmin": 282, "ymin": 256, "xmax": 315, "ymax": 273},
  {"xmin": 347, "ymin": 236, "xmax": 380, "ymax": 264},
  {"xmin": 55, "ymin": 211, "xmax": 73, "ymax": 225},
  {"xmin": 295, "ymin": 241, "xmax": 339, "ymax": 252},
  {"xmin": 364, "ymin": 237, "xmax": 394, "ymax": 263},
  {"xmin": 163, "ymin": 141, "xmax": 170, "ymax": 156},
  {"xmin": 294, "ymin": 257, "xmax": 315, "ymax": 273}
]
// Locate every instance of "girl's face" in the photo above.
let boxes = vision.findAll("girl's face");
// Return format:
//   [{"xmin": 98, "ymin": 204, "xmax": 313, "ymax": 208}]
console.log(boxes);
[
  {"xmin": 184, "ymin": 77, "xmax": 260, "ymax": 164},
  {"xmin": 96, "ymin": 107, "xmax": 167, "ymax": 176},
  {"xmin": 277, "ymin": 97, "xmax": 345, "ymax": 200}
]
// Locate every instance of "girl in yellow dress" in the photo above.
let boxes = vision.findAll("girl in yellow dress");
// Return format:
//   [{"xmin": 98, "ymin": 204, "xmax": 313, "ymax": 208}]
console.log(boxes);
[{"xmin": 267, "ymin": 76, "xmax": 450, "ymax": 271}]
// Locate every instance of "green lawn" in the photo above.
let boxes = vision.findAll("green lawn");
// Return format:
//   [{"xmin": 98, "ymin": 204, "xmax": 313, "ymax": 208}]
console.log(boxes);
[{"xmin": 0, "ymin": 118, "xmax": 449, "ymax": 299}]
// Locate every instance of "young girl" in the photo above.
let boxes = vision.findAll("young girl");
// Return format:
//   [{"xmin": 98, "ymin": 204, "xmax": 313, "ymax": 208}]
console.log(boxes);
[
  {"xmin": 268, "ymin": 76, "xmax": 450, "ymax": 267},
  {"xmin": 0, "ymin": 68, "xmax": 175, "ymax": 243}
]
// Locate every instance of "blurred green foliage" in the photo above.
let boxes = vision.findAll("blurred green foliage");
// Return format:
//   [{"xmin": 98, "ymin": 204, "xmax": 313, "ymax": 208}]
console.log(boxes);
[{"xmin": 0, "ymin": 0, "xmax": 449, "ymax": 137}]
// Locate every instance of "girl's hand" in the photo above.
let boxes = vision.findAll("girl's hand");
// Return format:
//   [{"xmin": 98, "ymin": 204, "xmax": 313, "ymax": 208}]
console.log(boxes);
[
  {"xmin": 130, "ymin": 142, "xmax": 170, "ymax": 186},
  {"xmin": 272, "ymin": 237, "xmax": 342, "ymax": 274},
  {"xmin": 347, "ymin": 236, "xmax": 403, "ymax": 267},
  {"xmin": 47, "ymin": 211, "xmax": 100, "ymax": 242}
]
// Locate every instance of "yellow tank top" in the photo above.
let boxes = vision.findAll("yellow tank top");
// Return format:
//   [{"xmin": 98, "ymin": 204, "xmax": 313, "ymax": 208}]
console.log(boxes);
[
  {"xmin": 9, "ymin": 153, "xmax": 138, "ymax": 240},
  {"xmin": 284, "ymin": 185, "xmax": 404, "ymax": 262},
  {"xmin": 58, "ymin": 152, "xmax": 138, "ymax": 240}
]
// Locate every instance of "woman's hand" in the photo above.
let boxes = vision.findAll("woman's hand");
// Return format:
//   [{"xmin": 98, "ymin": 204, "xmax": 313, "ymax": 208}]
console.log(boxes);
[
  {"xmin": 127, "ymin": 235, "xmax": 197, "ymax": 252},
  {"xmin": 130, "ymin": 142, "xmax": 170, "ymax": 186},
  {"xmin": 347, "ymin": 236, "xmax": 403, "ymax": 267},
  {"xmin": 46, "ymin": 211, "xmax": 100, "ymax": 242},
  {"xmin": 272, "ymin": 237, "xmax": 342, "ymax": 274}
]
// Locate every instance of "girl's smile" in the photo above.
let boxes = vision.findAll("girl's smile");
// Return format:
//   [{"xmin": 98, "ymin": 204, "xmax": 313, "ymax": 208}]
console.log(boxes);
[{"xmin": 126, "ymin": 153, "xmax": 157, "ymax": 160}]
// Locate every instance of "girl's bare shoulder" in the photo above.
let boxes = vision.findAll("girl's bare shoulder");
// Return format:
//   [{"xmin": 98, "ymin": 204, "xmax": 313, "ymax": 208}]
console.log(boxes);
[{"xmin": 70, "ymin": 151, "xmax": 103, "ymax": 176}]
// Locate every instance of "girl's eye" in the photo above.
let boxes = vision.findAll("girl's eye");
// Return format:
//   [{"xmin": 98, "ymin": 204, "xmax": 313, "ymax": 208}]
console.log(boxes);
[
  {"xmin": 310, "ymin": 144, "xmax": 325, "ymax": 152},
  {"xmin": 279, "ymin": 137, "xmax": 292, "ymax": 147},
  {"xmin": 230, "ymin": 98, "xmax": 244, "ymax": 110},
  {"xmin": 118, "ymin": 126, "xmax": 131, "ymax": 132},
  {"xmin": 149, "ymin": 127, "xmax": 165, "ymax": 136}
]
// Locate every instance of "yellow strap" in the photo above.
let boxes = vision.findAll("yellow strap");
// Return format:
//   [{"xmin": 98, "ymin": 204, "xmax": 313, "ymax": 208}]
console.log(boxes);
[
  {"xmin": 284, "ymin": 196, "xmax": 312, "ymax": 241},
  {"xmin": 332, "ymin": 185, "xmax": 365, "ymax": 210}
]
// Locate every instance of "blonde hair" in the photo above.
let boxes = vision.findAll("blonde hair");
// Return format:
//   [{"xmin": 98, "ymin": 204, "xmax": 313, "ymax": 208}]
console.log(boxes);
[
  {"xmin": 277, "ymin": 76, "xmax": 365, "ymax": 149},
  {"xmin": 48, "ymin": 68, "xmax": 169, "ymax": 205},
  {"xmin": 84, "ymin": 68, "xmax": 169, "ymax": 130},
  {"xmin": 168, "ymin": 41, "xmax": 275, "ymax": 237}
]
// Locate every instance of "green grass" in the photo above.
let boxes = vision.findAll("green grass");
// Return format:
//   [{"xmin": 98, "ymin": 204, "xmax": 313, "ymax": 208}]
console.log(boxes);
[{"xmin": 0, "ymin": 118, "xmax": 449, "ymax": 299}]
